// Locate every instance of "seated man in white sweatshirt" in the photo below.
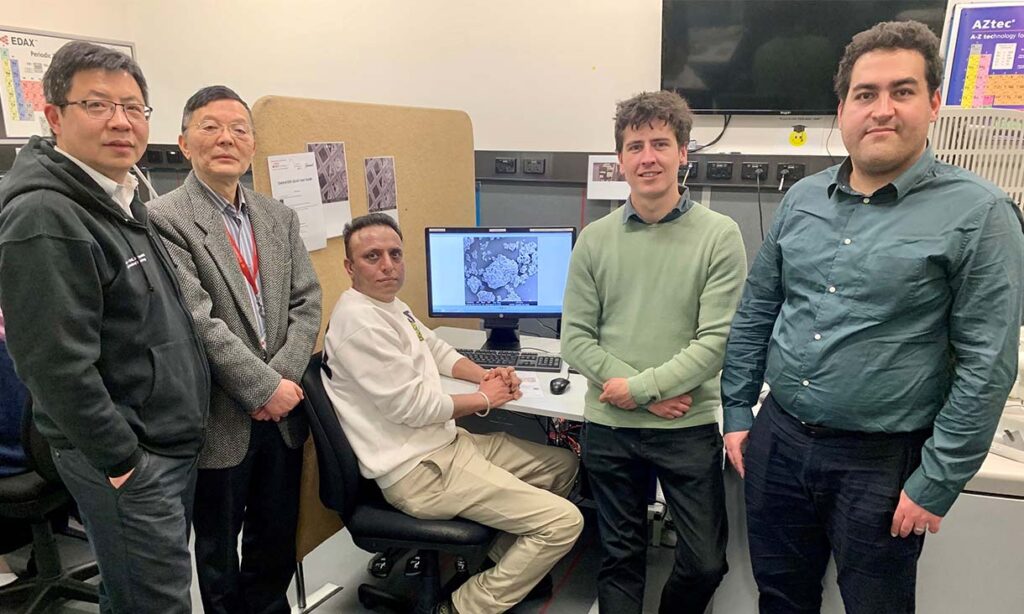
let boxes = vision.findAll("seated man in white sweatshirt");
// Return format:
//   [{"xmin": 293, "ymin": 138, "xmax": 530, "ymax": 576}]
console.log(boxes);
[{"xmin": 321, "ymin": 213, "xmax": 583, "ymax": 614}]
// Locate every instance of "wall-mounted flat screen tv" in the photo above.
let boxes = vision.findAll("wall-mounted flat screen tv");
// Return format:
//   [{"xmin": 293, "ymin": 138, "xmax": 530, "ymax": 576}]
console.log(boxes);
[{"xmin": 661, "ymin": 0, "xmax": 947, "ymax": 115}]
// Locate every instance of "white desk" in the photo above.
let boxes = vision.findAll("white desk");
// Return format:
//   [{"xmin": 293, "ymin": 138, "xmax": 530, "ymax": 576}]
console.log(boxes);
[{"xmin": 435, "ymin": 327, "xmax": 585, "ymax": 421}]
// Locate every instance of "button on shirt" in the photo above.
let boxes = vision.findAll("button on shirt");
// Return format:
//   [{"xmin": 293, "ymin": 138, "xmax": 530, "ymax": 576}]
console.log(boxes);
[
  {"xmin": 721, "ymin": 148, "xmax": 1024, "ymax": 514},
  {"xmin": 199, "ymin": 181, "xmax": 267, "ymax": 348}
]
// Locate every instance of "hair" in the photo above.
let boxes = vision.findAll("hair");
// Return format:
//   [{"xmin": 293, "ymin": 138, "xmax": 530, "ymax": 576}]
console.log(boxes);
[
  {"xmin": 43, "ymin": 40, "xmax": 148, "ymax": 105},
  {"xmin": 180, "ymin": 85, "xmax": 253, "ymax": 133},
  {"xmin": 613, "ymin": 91, "xmax": 693, "ymax": 152},
  {"xmin": 343, "ymin": 213, "xmax": 403, "ymax": 258},
  {"xmin": 834, "ymin": 20, "xmax": 943, "ymax": 101}
]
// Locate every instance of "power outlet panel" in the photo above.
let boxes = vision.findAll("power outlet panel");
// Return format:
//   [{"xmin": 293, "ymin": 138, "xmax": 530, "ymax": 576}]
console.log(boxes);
[
  {"xmin": 776, "ymin": 163, "xmax": 806, "ymax": 181},
  {"xmin": 494, "ymin": 157, "xmax": 518, "ymax": 174},
  {"xmin": 706, "ymin": 161, "xmax": 733, "ymax": 180},
  {"xmin": 679, "ymin": 161, "xmax": 699, "ymax": 182},
  {"xmin": 741, "ymin": 162, "xmax": 770, "ymax": 181},
  {"xmin": 523, "ymin": 157, "xmax": 546, "ymax": 175}
]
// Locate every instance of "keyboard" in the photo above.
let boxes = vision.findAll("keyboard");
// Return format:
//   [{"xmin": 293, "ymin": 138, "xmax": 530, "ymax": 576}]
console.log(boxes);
[{"xmin": 456, "ymin": 348, "xmax": 563, "ymax": 373}]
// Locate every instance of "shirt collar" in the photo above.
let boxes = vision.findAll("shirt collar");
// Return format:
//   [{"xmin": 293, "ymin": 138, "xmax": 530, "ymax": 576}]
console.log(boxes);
[
  {"xmin": 828, "ymin": 146, "xmax": 936, "ymax": 201},
  {"xmin": 53, "ymin": 145, "xmax": 138, "ymax": 215},
  {"xmin": 622, "ymin": 190, "xmax": 693, "ymax": 224},
  {"xmin": 197, "ymin": 176, "xmax": 246, "ymax": 216}
]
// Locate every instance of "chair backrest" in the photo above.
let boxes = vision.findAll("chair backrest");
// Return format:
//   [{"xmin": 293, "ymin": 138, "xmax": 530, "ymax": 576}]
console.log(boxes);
[
  {"xmin": 301, "ymin": 352, "xmax": 373, "ymax": 524},
  {"xmin": 20, "ymin": 395, "xmax": 62, "ymax": 484}
]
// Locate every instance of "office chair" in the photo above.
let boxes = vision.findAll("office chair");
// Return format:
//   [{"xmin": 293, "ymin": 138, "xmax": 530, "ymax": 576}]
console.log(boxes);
[
  {"xmin": 301, "ymin": 353, "xmax": 497, "ymax": 614},
  {"xmin": 0, "ymin": 396, "xmax": 99, "ymax": 612}
]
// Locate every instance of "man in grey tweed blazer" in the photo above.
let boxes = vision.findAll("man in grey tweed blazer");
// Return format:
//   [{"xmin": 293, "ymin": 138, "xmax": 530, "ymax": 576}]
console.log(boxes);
[{"xmin": 150, "ymin": 86, "xmax": 321, "ymax": 614}]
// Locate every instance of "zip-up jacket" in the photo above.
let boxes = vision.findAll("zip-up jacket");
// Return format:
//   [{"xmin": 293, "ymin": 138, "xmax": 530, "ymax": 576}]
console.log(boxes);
[{"xmin": 0, "ymin": 136, "xmax": 210, "ymax": 477}]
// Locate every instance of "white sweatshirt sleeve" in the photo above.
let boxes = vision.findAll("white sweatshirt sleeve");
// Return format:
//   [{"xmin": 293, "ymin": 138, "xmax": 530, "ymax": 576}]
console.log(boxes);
[
  {"xmin": 323, "ymin": 321, "xmax": 455, "ymax": 428},
  {"xmin": 422, "ymin": 321, "xmax": 463, "ymax": 377}
]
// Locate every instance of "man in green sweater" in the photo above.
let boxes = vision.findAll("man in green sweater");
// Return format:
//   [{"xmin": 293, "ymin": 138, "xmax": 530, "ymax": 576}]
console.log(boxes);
[{"xmin": 561, "ymin": 91, "xmax": 747, "ymax": 614}]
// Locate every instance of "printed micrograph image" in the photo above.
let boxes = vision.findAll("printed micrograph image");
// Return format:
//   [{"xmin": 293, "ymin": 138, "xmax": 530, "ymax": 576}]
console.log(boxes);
[
  {"xmin": 307, "ymin": 142, "xmax": 349, "ymax": 204},
  {"xmin": 463, "ymin": 237, "xmax": 539, "ymax": 305},
  {"xmin": 364, "ymin": 156, "xmax": 398, "ymax": 213},
  {"xmin": 592, "ymin": 161, "xmax": 625, "ymax": 182}
]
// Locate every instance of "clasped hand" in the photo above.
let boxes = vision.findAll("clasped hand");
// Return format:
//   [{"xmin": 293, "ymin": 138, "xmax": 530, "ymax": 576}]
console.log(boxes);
[
  {"xmin": 253, "ymin": 379, "xmax": 304, "ymax": 422},
  {"xmin": 599, "ymin": 377, "xmax": 692, "ymax": 419},
  {"xmin": 479, "ymin": 367, "xmax": 522, "ymax": 407}
]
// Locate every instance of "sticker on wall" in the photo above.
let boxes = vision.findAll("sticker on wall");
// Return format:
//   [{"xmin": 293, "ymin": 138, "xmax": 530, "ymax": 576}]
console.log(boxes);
[{"xmin": 788, "ymin": 124, "xmax": 807, "ymax": 147}]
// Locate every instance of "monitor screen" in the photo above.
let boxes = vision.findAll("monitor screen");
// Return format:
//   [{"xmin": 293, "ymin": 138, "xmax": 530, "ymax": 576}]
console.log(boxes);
[
  {"xmin": 425, "ymin": 227, "xmax": 576, "ymax": 319},
  {"xmin": 661, "ymin": 0, "xmax": 947, "ymax": 115}
]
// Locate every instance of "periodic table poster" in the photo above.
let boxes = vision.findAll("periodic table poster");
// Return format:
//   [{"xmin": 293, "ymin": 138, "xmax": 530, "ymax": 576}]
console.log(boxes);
[
  {"xmin": 944, "ymin": 3, "xmax": 1024, "ymax": 110},
  {"xmin": 0, "ymin": 26, "xmax": 134, "ymax": 139}
]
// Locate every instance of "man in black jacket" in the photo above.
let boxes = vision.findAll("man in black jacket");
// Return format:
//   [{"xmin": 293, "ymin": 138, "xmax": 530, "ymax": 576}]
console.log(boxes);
[{"xmin": 0, "ymin": 41, "xmax": 209, "ymax": 614}]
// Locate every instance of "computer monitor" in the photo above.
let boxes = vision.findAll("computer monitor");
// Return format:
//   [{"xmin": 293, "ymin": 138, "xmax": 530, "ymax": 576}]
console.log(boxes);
[{"xmin": 425, "ymin": 226, "xmax": 577, "ymax": 351}]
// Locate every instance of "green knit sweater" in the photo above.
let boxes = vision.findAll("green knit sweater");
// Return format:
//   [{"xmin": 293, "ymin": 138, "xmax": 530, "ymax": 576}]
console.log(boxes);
[{"xmin": 561, "ymin": 202, "xmax": 747, "ymax": 428}]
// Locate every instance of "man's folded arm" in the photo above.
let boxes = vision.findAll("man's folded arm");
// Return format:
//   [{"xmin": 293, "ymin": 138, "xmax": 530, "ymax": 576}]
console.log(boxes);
[
  {"xmin": 560, "ymin": 239, "xmax": 640, "ymax": 384},
  {"xmin": 323, "ymin": 323, "xmax": 455, "ymax": 427},
  {"xmin": 627, "ymin": 224, "xmax": 747, "ymax": 405},
  {"xmin": 265, "ymin": 208, "xmax": 322, "ymax": 382}
]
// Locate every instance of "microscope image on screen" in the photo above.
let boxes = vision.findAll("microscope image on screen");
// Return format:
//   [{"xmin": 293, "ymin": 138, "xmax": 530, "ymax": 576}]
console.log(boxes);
[{"xmin": 463, "ymin": 237, "xmax": 539, "ymax": 306}]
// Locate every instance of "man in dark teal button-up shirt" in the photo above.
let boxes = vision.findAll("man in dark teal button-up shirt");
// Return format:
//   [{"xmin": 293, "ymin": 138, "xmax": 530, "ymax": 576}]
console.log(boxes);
[{"xmin": 721, "ymin": 21, "xmax": 1024, "ymax": 614}]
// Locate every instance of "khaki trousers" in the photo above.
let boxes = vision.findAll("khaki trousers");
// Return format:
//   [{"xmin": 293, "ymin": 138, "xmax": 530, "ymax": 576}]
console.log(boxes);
[{"xmin": 382, "ymin": 428, "xmax": 583, "ymax": 614}]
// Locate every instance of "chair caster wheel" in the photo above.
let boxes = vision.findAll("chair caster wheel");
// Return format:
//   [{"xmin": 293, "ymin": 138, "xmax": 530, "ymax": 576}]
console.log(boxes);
[
  {"xmin": 405, "ymin": 553, "xmax": 423, "ymax": 576},
  {"xmin": 367, "ymin": 552, "xmax": 392, "ymax": 578}
]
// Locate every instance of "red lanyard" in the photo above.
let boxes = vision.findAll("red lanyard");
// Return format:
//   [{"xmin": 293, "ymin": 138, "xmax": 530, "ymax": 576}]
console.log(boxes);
[{"xmin": 224, "ymin": 222, "xmax": 260, "ymax": 297}]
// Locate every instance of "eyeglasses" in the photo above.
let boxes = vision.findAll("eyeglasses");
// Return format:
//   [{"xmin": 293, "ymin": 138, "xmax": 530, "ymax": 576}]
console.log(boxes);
[
  {"xmin": 192, "ymin": 120, "xmax": 254, "ymax": 140},
  {"xmin": 61, "ymin": 99, "xmax": 153, "ymax": 122}
]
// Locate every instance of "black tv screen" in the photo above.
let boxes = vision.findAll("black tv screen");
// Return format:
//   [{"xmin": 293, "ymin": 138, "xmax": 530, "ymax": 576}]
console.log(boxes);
[{"xmin": 661, "ymin": 0, "xmax": 947, "ymax": 115}]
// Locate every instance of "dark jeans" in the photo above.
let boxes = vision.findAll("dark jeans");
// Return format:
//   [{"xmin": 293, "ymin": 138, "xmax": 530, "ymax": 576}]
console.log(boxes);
[
  {"xmin": 583, "ymin": 422, "xmax": 728, "ymax": 614},
  {"xmin": 52, "ymin": 446, "xmax": 197, "ymax": 614},
  {"xmin": 745, "ymin": 395, "xmax": 929, "ymax": 614},
  {"xmin": 193, "ymin": 420, "xmax": 303, "ymax": 614}
]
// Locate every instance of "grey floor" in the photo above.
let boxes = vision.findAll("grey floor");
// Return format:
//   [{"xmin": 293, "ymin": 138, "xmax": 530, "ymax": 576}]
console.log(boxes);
[{"xmin": 3, "ymin": 506, "xmax": 680, "ymax": 613}]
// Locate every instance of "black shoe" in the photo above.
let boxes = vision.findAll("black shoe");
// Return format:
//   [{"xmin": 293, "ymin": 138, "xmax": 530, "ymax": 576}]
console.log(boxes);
[{"xmin": 433, "ymin": 597, "xmax": 458, "ymax": 614}]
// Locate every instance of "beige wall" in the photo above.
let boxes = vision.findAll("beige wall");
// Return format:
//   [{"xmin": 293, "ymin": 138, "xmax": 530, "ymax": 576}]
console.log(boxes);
[
  {"xmin": 4, "ymin": 0, "xmax": 659, "ymax": 151},
  {"xmin": 4, "ymin": 0, "xmax": 976, "ymax": 155}
]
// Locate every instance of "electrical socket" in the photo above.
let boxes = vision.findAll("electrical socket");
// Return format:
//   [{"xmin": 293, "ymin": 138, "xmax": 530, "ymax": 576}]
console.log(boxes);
[
  {"xmin": 494, "ymin": 157, "xmax": 517, "ymax": 174},
  {"xmin": 776, "ymin": 163, "xmax": 806, "ymax": 181},
  {"xmin": 679, "ymin": 161, "xmax": 699, "ymax": 182},
  {"xmin": 741, "ymin": 162, "xmax": 769, "ymax": 181},
  {"xmin": 523, "ymin": 158, "xmax": 546, "ymax": 175},
  {"xmin": 706, "ymin": 161, "xmax": 733, "ymax": 180}
]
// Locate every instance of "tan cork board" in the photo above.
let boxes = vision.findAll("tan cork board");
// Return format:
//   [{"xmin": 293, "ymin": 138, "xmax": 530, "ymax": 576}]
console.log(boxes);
[{"xmin": 251, "ymin": 95, "xmax": 477, "ymax": 560}]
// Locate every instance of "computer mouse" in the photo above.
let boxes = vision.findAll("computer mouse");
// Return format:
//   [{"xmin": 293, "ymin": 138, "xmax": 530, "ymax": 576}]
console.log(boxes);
[{"xmin": 549, "ymin": 377, "xmax": 570, "ymax": 395}]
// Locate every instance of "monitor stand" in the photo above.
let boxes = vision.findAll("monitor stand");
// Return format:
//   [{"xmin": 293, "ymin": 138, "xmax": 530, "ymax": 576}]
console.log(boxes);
[{"xmin": 481, "ymin": 317, "xmax": 520, "ymax": 351}]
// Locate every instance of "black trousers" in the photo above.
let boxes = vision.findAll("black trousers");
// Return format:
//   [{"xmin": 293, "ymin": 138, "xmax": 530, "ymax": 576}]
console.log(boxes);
[
  {"xmin": 583, "ymin": 422, "xmax": 728, "ymax": 614},
  {"xmin": 53, "ymin": 447, "xmax": 197, "ymax": 614},
  {"xmin": 193, "ymin": 420, "xmax": 303, "ymax": 614},
  {"xmin": 745, "ymin": 395, "xmax": 929, "ymax": 614}
]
